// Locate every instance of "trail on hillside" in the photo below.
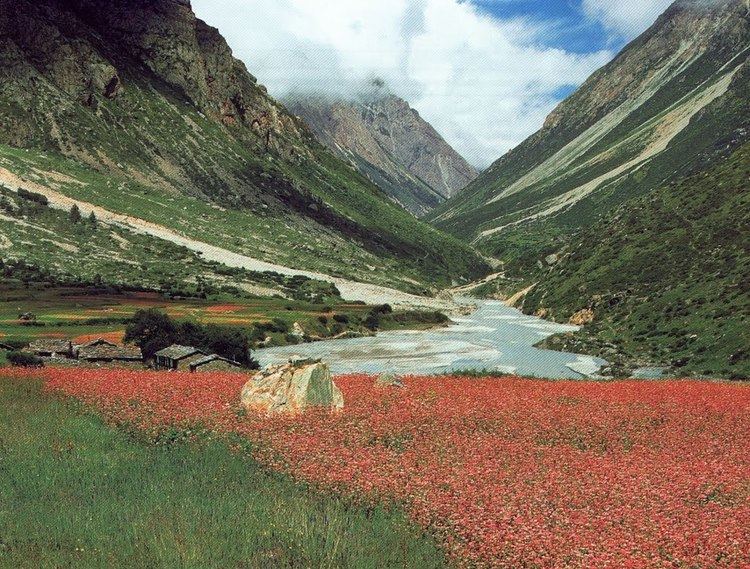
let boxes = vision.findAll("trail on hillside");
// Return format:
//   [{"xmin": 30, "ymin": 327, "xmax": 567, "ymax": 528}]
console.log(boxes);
[{"xmin": 0, "ymin": 168, "xmax": 461, "ymax": 311}]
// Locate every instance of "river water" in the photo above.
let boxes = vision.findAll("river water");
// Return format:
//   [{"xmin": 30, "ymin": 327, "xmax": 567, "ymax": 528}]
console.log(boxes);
[{"xmin": 257, "ymin": 301, "xmax": 607, "ymax": 379}]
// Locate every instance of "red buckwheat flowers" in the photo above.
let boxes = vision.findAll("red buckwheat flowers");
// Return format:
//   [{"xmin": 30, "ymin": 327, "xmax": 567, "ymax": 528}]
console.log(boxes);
[{"xmin": 26, "ymin": 368, "xmax": 750, "ymax": 568}]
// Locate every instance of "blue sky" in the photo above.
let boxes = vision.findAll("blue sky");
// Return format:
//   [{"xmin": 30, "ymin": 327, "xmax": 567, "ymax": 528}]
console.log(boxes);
[
  {"xmin": 471, "ymin": 0, "xmax": 623, "ymax": 53},
  {"xmin": 192, "ymin": 0, "xmax": 673, "ymax": 167}
]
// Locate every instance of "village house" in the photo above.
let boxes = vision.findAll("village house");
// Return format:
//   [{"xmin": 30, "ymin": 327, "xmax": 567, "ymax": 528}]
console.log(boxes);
[
  {"xmin": 78, "ymin": 339, "xmax": 115, "ymax": 350},
  {"xmin": 28, "ymin": 339, "xmax": 74, "ymax": 359},
  {"xmin": 189, "ymin": 354, "xmax": 242, "ymax": 373},
  {"xmin": 154, "ymin": 345, "xmax": 206, "ymax": 371},
  {"xmin": 77, "ymin": 339, "xmax": 143, "ymax": 366}
]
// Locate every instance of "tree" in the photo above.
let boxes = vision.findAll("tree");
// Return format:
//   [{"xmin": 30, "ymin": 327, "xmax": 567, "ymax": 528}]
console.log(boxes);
[
  {"xmin": 124, "ymin": 309, "xmax": 177, "ymax": 359},
  {"xmin": 88, "ymin": 210, "xmax": 97, "ymax": 225},
  {"xmin": 202, "ymin": 325, "xmax": 256, "ymax": 368},
  {"xmin": 69, "ymin": 204, "xmax": 82, "ymax": 223},
  {"xmin": 0, "ymin": 196, "xmax": 13, "ymax": 213},
  {"xmin": 364, "ymin": 310, "xmax": 380, "ymax": 331},
  {"xmin": 125, "ymin": 309, "xmax": 258, "ymax": 368}
]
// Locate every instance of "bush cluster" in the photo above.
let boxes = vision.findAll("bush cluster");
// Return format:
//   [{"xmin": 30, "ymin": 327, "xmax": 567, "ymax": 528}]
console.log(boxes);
[{"xmin": 124, "ymin": 309, "xmax": 258, "ymax": 368}]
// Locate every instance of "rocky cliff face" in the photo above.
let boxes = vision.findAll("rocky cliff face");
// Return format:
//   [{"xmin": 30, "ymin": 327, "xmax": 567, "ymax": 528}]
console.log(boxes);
[
  {"xmin": 0, "ymin": 0, "xmax": 489, "ymax": 290},
  {"xmin": 429, "ymin": 0, "xmax": 749, "ymax": 261},
  {"xmin": 289, "ymin": 94, "xmax": 477, "ymax": 217},
  {"xmin": 0, "ymin": 0, "xmax": 310, "ymax": 168}
]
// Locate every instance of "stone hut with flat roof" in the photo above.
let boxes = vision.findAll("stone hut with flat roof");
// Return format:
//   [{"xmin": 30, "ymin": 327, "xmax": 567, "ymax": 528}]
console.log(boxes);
[
  {"xmin": 154, "ymin": 345, "xmax": 206, "ymax": 371},
  {"xmin": 28, "ymin": 339, "xmax": 73, "ymax": 359},
  {"xmin": 78, "ymin": 340, "xmax": 143, "ymax": 366}
]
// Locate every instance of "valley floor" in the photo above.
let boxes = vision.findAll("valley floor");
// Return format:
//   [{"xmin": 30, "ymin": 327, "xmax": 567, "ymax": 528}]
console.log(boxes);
[
  {"xmin": 7, "ymin": 367, "xmax": 749, "ymax": 568},
  {"xmin": 0, "ymin": 286, "xmax": 452, "ymax": 363}
]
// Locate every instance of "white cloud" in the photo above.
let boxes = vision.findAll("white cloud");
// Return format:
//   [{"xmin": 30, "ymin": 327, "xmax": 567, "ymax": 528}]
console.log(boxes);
[
  {"xmin": 191, "ymin": 0, "xmax": 613, "ymax": 168},
  {"xmin": 582, "ymin": 0, "xmax": 674, "ymax": 38}
]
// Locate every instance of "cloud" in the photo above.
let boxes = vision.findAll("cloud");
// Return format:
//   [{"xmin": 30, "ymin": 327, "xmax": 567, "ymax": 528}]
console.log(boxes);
[
  {"xmin": 191, "ymin": 0, "xmax": 613, "ymax": 168},
  {"xmin": 582, "ymin": 0, "xmax": 674, "ymax": 38}
]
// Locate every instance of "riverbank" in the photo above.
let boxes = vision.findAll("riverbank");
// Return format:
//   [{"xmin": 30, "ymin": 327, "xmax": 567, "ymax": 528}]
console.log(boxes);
[{"xmin": 257, "ymin": 301, "xmax": 606, "ymax": 378}]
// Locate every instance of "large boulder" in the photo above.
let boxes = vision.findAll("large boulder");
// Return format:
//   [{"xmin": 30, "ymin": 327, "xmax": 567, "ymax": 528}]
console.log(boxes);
[
  {"xmin": 291, "ymin": 322, "xmax": 305, "ymax": 338},
  {"xmin": 569, "ymin": 308, "xmax": 595, "ymax": 326},
  {"xmin": 241, "ymin": 360, "xmax": 343, "ymax": 414}
]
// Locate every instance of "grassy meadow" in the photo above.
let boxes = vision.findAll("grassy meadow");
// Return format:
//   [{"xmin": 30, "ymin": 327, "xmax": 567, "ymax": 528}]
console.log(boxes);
[{"xmin": 0, "ymin": 376, "xmax": 445, "ymax": 568}]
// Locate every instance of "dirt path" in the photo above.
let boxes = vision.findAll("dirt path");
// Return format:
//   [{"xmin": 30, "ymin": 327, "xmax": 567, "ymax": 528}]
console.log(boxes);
[
  {"xmin": 505, "ymin": 283, "xmax": 536, "ymax": 307},
  {"xmin": 0, "ymin": 168, "xmax": 463, "ymax": 311}
]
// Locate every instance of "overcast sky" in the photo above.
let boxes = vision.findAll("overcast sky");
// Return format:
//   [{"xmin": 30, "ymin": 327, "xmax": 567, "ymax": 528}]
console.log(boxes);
[{"xmin": 191, "ymin": 0, "xmax": 673, "ymax": 168}]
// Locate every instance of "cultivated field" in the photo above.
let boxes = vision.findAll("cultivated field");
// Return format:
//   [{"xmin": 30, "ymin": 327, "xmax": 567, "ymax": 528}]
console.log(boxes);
[
  {"xmin": 0, "ymin": 288, "xmax": 446, "ymax": 362},
  {"xmin": 6, "ymin": 368, "xmax": 748, "ymax": 568}
]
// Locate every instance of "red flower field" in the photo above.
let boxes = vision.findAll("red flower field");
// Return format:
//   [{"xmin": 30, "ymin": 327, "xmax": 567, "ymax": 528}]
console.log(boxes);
[{"xmin": 16, "ymin": 368, "xmax": 750, "ymax": 568}]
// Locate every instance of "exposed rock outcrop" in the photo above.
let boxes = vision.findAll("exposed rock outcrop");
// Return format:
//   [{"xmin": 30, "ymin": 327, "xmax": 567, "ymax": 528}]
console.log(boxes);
[
  {"xmin": 289, "ymin": 93, "xmax": 477, "ymax": 216},
  {"xmin": 241, "ymin": 359, "xmax": 344, "ymax": 414},
  {"xmin": 569, "ymin": 309, "xmax": 595, "ymax": 326}
]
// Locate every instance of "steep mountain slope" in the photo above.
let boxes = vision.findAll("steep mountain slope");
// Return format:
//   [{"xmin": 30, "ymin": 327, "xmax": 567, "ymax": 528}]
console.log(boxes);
[
  {"xmin": 288, "ymin": 94, "xmax": 477, "ymax": 217},
  {"xmin": 429, "ymin": 0, "xmax": 749, "ymax": 272},
  {"xmin": 524, "ymin": 139, "xmax": 750, "ymax": 379},
  {"xmin": 0, "ymin": 182, "xmax": 319, "ymax": 300},
  {"xmin": 0, "ymin": 0, "xmax": 488, "ymax": 294}
]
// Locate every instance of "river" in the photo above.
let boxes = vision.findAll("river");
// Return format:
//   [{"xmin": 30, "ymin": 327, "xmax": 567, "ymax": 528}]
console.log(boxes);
[{"xmin": 257, "ymin": 301, "xmax": 607, "ymax": 379}]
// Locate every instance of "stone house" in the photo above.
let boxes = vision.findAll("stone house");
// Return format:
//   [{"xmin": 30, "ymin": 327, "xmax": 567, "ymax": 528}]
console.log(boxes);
[
  {"xmin": 189, "ymin": 354, "xmax": 242, "ymax": 373},
  {"xmin": 78, "ymin": 338, "xmax": 116, "ymax": 350},
  {"xmin": 154, "ymin": 345, "xmax": 206, "ymax": 371},
  {"xmin": 78, "ymin": 340, "xmax": 143, "ymax": 366},
  {"xmin": 28, "ymin": 339, "xmax": 73, "ymax": 359}
]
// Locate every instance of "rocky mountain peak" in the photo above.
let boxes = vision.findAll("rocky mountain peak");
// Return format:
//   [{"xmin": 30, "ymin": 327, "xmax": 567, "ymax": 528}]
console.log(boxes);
[
  {"xmin": 0, "ymin": 0, "xmax": 311, "ymax": 158},
  {"xmin": 288, "ymin": 92, "xmax": 477, "ymax": 216}
]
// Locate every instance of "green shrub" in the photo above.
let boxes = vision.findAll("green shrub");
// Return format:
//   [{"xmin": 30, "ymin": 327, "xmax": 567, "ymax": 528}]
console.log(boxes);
[{"xmin": 17, "ymin": 188, "xmax": 49, "ymax": 206}]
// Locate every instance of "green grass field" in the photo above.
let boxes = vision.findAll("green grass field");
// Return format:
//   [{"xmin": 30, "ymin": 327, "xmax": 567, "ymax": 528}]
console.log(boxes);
[{"xmin": 0, "ymin": 377, "xmax": 446, "ymax": 568}]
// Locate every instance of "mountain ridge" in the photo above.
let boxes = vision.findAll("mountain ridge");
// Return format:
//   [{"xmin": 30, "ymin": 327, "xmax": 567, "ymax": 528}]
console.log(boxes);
[
  {"xmin": 288, "ymin": 93, "xmax": 477, "ymax": 217},
  {"xmin": 429, "ymin": 0, "xmax": 749, "ymax": 266},
  {"xmin": 0, "ymin": 0, "xmax": 490, "ymax": 294}
]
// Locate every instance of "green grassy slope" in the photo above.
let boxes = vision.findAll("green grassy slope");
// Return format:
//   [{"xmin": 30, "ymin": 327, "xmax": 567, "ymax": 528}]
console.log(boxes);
[
  {"xmin": 522, "ymin": 141, "xmax": 750, "ymax": 379},
  {"xmin": 0, "ymin": 0, "xmax": 488, "ymax": 293},
  {"xmin": 0, "ymin": 184, "xmax": 314, "ymax": 298},
  {"xmin": 0, "ymin": 377, "xmax": 445, "ymax": 568}
]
